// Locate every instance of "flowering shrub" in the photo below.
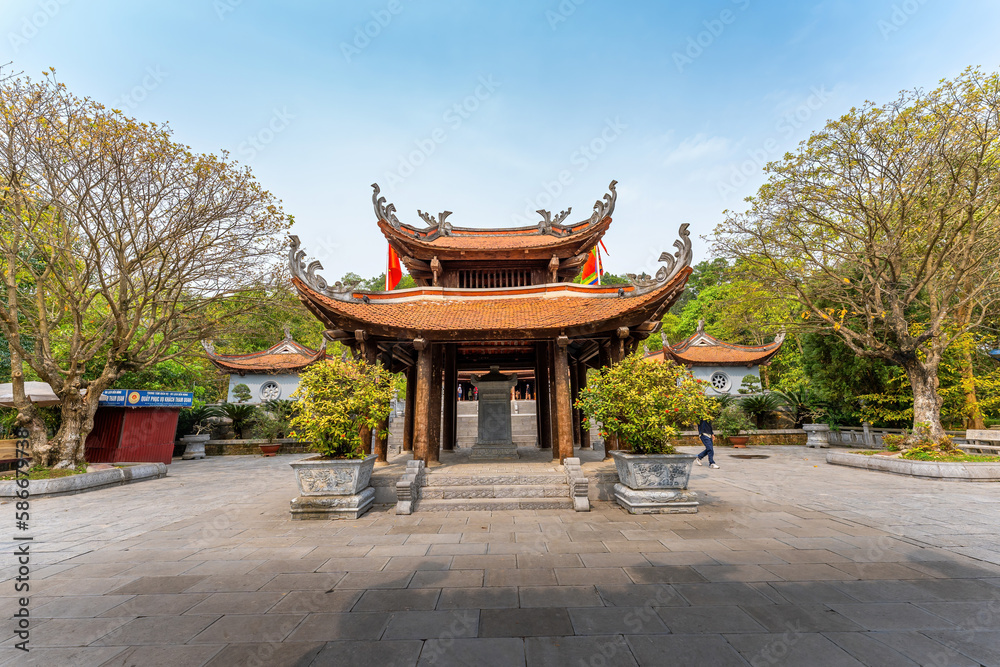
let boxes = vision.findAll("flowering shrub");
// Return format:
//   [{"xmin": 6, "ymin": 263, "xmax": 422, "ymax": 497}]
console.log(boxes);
[
  {"xmin": 576, "ymin": 354, "xmax": 716, "ymax": 454},
  {"xmin": 883, "ymin": 422, "xmax": 965, "ymax": 460},
  {"xmin": 290, "ymin": 357, "xmax": 394, "ymax": 459}
]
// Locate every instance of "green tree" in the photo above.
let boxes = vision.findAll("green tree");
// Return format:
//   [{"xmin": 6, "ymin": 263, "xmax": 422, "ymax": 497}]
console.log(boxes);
[
  {"xmin": 714, "ymin": 68, "xmax": 1000, "ymax": 438},
  {"xmin": 0, "ymin": 69, "xmax": 289, "ymax": 466}
]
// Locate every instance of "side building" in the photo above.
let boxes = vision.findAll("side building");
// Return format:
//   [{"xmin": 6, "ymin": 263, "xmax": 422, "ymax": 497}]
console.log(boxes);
[{"xmin": 202, "ymin": 331, "xmax": 328, "ymax": 404}]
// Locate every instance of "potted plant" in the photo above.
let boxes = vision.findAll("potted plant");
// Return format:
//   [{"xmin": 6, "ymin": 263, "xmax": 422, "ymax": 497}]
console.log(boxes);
[
  {"xmin": 177, "ymin": 404, "xmax": 220, "ymax": 460},
  {"xmin": 286, "ymin": 356, "xmax": 394, "ymax": 519},
  {"xmin": 252, "ymin": 412, "xmax": 284, "ymax": 456},
  {"xmin": 577, "ymin": 354, "xmax": 715, "ymax": 513},
  {"xmin": 714, "ymin": 403, "xmax": 757, "ymax": 447}
]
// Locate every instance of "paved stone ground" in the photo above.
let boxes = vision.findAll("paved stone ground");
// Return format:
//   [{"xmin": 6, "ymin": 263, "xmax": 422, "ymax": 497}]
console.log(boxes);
[{"xmin": 2, "ymin": 445, "xmax": 1000, "ymax": 666}]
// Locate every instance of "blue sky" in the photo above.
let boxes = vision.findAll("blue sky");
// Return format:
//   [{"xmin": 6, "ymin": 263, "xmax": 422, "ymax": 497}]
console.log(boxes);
[{"xmin": 4, "ymin": 0, "xmax": 1000, "ymax": 280}]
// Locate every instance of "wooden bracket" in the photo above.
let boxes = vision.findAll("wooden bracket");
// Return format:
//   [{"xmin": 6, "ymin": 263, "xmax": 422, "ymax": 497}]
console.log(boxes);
[{"xmin": 413, "ymin": 337, "xmax": 428, "ymax": 351}]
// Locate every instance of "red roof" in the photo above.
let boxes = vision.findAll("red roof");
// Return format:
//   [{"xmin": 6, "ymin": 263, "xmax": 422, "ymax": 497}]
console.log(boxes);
[
  {"xmin": 292, "ymin": 269, "xmax": 691, "ymax": 340},
  {"xmin": 202, "ymin": 337, "xmax": 327, "ymax": 375},
  {"xmin": 653, "ymin": 325, "xmax": 784, "ymax": 367}
]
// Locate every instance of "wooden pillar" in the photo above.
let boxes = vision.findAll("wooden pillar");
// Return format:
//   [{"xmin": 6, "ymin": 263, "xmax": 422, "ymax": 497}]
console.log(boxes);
[
  {"xmin": 427, "ymin": 343, "xmax": 444, "ymax": 464},
  {"xmin": 578, "ymin": 362, "xmax": 591, "ymax": 449},
  {"xmin": 403, "ymin": 365, "xmax": 416, "ymax": 452},
  {"xmin": 570, "ymin": 358, "xmax": 582, "ymax": 448},
  {"xmin": 442, "ymin": 344, "xmax": 457, "ymax": 451},
  {"xmin": 412, "ymin": 339, "xmax": 432, "ymax": 461},
  {"xmin": 548, "ymin": 341, "xmax": 560, "ymax": 460},
  {"xmin": 535, "ymin": 342, "xmax": 552, "ymax": 449},
  {"xmin": 599, "ymin": 342, "xmax": 618, "ymax": 459},
  {"xmin": 554, "ymin": 336, "xmax": 574, "ymax": 462}
]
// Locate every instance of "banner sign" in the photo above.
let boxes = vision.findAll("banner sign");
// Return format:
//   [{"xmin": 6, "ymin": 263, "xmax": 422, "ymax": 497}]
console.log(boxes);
[{"xmin": 99, "ymin": 389, "xmax": 194, "ymax": 408}]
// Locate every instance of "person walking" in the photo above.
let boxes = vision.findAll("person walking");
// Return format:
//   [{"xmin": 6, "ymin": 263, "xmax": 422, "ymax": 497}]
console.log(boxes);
[
  {"xmin": 457, "ymin": 384, "xmax": 464, "ymax": 401},
  {"xmin": 695, "ymin": 418, "xmax": 720, "ymax": 469}
]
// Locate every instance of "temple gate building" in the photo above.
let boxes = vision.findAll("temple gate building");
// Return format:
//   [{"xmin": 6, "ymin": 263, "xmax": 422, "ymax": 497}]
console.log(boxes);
[
  {"xmin": 289, "ymin": 181, "xmax": 694, "ymax": 464},
  {"xmin": 202, "ymin": 330, "xmax": 328, "ymax": 404},
  {"xmin": 643, "ymin": 321, "xmax": 785, "ymax": 395}
]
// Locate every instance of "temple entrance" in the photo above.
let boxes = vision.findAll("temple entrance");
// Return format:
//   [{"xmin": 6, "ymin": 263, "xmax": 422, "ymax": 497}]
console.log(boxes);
[{"xmin": 289, "ymin": 180, "xmax": 694, "ymax": 466}]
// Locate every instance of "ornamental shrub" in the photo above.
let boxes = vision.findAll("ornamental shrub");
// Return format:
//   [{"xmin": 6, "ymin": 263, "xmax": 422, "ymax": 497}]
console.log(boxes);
[
  {"xmin": 290, "ymin": 357, "xmax": 394, "ymax": 459},
  {"xmin": 714, "ymin": 404, "xmax": 758, "ymax": 440},
  {"xmin": 576, "ymin": 353, "xmax": 716, "ymax": 454}
]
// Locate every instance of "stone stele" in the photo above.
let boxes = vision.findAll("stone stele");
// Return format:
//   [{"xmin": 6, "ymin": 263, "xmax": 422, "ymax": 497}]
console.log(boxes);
[{"xmin": 469, "ymin": 366, "xmax": 519, "ymax": 460}]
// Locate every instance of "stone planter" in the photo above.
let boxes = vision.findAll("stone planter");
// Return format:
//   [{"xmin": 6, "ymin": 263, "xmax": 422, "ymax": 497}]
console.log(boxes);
[
  {"xmin": 180, "ymin": 434, "xmax": 210, "ymax": 460},
  {"xmin": 804, "ymin": 423, "xmax": 831, "ymax": 448},
  {"xmin": 610, "ymin": 450, "xmax": 698, "ymax": 514},
  {"xmin": 288, "ymin": 454, "xmax": 377, "ymax": 520}
]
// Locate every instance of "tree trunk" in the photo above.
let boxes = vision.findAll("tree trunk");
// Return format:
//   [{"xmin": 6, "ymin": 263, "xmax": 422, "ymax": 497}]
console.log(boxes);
[
  {"xmin": 52, "ymin": 378, "xmax": 107, "ymax": 468},
  {"xmin": 9, "ymin": 359, "xmax": 51, "ymax": 464},
  {"xmin": 901, "ymin": 358, "xmax": 945, "ymax": 439}
]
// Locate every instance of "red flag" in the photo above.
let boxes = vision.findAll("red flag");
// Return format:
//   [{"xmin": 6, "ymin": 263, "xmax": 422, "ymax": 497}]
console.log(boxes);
[{"xmin": 386, "ymin": 245, "xmax": 402, "ymax": 290}]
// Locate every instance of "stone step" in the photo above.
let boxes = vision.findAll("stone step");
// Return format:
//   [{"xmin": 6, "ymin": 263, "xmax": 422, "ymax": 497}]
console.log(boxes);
[
  {"xmin": 413, "ymin": 497, "xmax": 575, "ymax": 512},
  {"xmin": 422, "ymin": 474, "xmax": 567, "ymax": 487},
  {"xmin": 420, "ymin": 484, "xmax": 570, "ymax": 499}
]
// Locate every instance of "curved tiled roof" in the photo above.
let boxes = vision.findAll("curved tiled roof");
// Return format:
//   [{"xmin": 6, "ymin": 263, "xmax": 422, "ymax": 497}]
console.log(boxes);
[
  {"xmin": 657, "ymin": 328, "xmax": 784, "ymax": 367},
  {"xmin": 292, "ymin": 269, "xmax": 691, "ymax": 340},
  {"xmin": 203, "ymin": 338, "xmax": 327, "ymax": 375},
  {"xmin": 379, "ymin": 217, "xmax": 611, "ymax": 253}
]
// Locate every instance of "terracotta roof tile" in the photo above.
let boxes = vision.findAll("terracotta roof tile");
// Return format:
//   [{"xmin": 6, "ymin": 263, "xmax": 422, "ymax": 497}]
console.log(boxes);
[
  {"xmin": 655, "ymin": 331, "xmax": 783, "ymax": 366},
  {"xmin": 205, "ymin": 339, "xmax": 327, "ymax": 374}
]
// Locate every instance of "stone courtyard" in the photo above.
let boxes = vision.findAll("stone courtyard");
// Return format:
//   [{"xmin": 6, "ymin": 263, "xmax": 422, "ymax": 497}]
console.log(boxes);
[{"xmin": 3, "ymin": 445, "xmax": 1000, "ymax": 666}]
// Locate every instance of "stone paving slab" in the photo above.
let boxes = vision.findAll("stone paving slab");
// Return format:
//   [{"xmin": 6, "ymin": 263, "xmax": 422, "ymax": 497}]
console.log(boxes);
[{"xmin": 2, "ymin": 446, "xmax": 999, "ymax": 665}]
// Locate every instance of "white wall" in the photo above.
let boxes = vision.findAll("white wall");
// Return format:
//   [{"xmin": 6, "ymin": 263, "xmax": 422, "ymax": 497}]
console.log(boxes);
[
  {"xmin": 690, "ymin": 365, "xmax": 760, "ymax": 396},
  {"xmin": 226, "ymin": 373, "xmax": 302, "ymax": 404}
]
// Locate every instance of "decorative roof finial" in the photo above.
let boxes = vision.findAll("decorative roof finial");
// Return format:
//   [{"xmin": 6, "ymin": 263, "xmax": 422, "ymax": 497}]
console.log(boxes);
[
  {"xmin": 371, "ymin": 183, "xmax": 401, "ymax": 228},
  {"xmin": 626, "ymin": 223, "xmax": 694, "ymax": 295},
  {"xmin": 588, "ymin": 180, "xmax": 617, "ymax": 224},
  {"xmin": 697, "ymin": 319, "xmax": 705, "ymax": 334},
  {"xmin": 283, "ymin": 323, "xmax": 293, "ymax": 341},
  {"xmin": 288, "ymin": 235, "xmax": 362, "ymax": 302}
]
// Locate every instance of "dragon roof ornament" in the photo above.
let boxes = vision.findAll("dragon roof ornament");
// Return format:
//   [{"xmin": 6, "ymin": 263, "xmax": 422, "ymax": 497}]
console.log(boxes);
[
  {"xmin": 589, "ymin": 180, "xmax": 617, "ymax": 224},
  {"xmin": 627, "ymin": 223, "xmax": 693, "ymax": 295},
  {"xmin": 372, "ymin": 183, "xmax": 402, "ymax": 229},
  {"xmin": 288, "ymin": 235, "xmax": 361, "ymax": 303}
]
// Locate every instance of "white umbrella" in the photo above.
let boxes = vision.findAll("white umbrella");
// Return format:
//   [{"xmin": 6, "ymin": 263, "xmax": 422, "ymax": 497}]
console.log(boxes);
[{"xmin": 0, "ymin": 382, "xmax": 62, "ymax": 407}]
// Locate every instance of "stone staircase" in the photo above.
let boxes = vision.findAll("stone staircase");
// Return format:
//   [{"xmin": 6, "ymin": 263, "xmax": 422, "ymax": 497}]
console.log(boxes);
[{"xmin": 394, "ymin": 456, "xmax": 591, "ymax": 513}]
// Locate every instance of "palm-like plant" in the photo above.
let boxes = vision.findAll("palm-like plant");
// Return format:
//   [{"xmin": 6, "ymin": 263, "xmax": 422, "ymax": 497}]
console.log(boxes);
[
  {"xmin": 218, "ymin": 403, "xmax": 257, "ymax": 439},
  {"xmin": 773, "ymin": 389, "xmax": 829, "ymax": 427},
  {"xmin": 739, "ymin": 393, "xmax": 782, "ymax": 428}
]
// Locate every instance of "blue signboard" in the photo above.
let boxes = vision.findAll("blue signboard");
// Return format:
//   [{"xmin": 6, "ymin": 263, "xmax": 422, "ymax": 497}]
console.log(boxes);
[
  {"xmin": 98, "ymin": 389, "xmax": 193, "ymax": 408},
  {"xmin": 989, "ymin": 349, "xmax": 1000, "ymax": 360}
]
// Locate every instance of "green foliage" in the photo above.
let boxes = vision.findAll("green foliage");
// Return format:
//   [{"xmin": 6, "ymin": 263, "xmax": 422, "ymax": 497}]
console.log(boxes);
[
  {"xmin": 175, "ymin": 403, "xmax": 220, "ymax": 437},
  {"xmin": 773, "ymin": 388, "xmax": 828, "ymax": 427},
  {"xmin": 713, "ymin": 404, "xmax": 757, "ymax": 440},
  {"xmin": 738, "ymin": 375, "xmax": 762, "ymax": 395},
  {"xmin": 231, "ymin": 383, "xmax": 252, "ymax": 403},
  {"xmin": 882, "ymin": 423, "xmax": 965, "ymax": 459},
  {"xmin": 576, "ymin": 354, "xmax": 715, "ymax": 455},
  {"xmin": 289, "ymin": 357, "xmax": 394, "ymax": 459},
  {"xmin": 0, "ymin": 407, "xmax": 18, "ymax": 438},
  {"xmin": 738, "ymin": 393, "xmax": 781, "ymax": 427},
  {"xmin": 218, "ymin": 403, "xmax": 257, "ymax": 439}
]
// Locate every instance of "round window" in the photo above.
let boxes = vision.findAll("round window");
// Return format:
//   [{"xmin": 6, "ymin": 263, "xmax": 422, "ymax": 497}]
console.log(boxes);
[
  {"xmin": 259, "ymin": 381, "xmax": 281, "ymax": 401},
  {"xmin": 709, "ymin": 372, "xmax": 730, "ymax": 392}
]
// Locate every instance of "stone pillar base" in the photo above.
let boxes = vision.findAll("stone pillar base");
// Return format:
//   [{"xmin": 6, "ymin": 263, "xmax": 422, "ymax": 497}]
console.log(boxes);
[
  {"xmin": 290, "ymin": 487, "xmax": 375, "ymax": 520},
  {"xmin": 469, "ymin": 444, "xmax": 519, "ymax": 460},
  {"xmin": 613, "ymin": 483, "xmax": 698, "ymax": 514}
]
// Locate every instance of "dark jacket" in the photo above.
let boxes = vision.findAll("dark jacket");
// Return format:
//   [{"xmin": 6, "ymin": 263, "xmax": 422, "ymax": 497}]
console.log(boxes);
[{"xmin": 697, "ymin": 420, "xmax": 714, "ymax": 438}]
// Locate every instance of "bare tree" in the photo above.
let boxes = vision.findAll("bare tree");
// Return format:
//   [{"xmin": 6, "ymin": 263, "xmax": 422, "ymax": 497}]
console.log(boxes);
[
  {"xmin": 0, "ymin": 69, "xmax": 289, "ymax": 466},
  {"xmin": 714, "ymin": 68, "xmax": 1000, "ymax": 438}
]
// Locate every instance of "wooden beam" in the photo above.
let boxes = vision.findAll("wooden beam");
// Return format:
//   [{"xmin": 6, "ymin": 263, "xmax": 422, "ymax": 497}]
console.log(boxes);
[{"xmin": 412, "ymin": 339, "xmax": 432, "ymax": 461}]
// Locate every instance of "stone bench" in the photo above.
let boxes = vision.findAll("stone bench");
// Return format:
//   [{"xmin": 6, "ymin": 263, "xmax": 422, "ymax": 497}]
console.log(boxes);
[{"xmin": 964, "ymin": 429, "xmax": 1000, "ymax": 455}]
